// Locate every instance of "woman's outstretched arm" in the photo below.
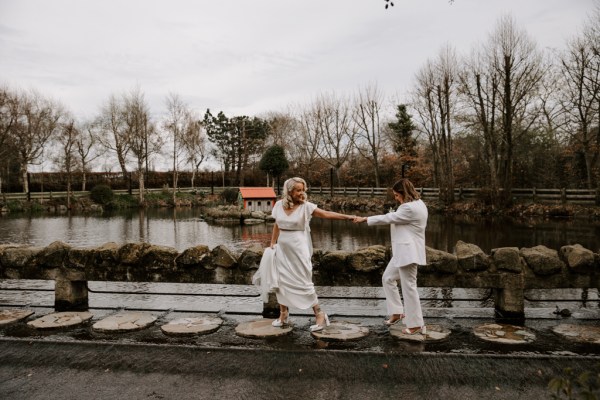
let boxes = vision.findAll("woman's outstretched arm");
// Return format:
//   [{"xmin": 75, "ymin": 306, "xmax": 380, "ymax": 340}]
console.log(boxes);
[{"xmin": 312, "ymin": 208, "xmax": 355, "ymax": 221}]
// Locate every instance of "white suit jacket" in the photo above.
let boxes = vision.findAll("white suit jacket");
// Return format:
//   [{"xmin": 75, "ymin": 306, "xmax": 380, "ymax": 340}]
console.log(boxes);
[{"xmin": 367, "ymin": 199, "xmax": 428, "ymax": 268}]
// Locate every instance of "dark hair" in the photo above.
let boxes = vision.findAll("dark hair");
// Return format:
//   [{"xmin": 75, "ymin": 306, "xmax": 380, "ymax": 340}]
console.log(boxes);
[{"xmin": 392, "ymin": 178, "xmax": 420, "ymax": 202}]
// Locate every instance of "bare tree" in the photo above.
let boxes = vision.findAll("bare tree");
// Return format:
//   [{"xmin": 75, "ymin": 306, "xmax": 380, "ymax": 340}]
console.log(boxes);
[
  {"xmin": 412, "ymin": 44, "xmax": 458, "ymax": 204},
  {"xmin": 9, "ymin": 89, "xmax": 65, "ymax": 193},
  {"xmin": 0, "ymin": 86, "xmax": 19, "ymax": 192},
  {"xmin": 352, "ymin": 84, "xmax": 386, "ymax": 187},
  {"xmin": 54, "ymin": 118, "xmax": 79, "ymax": 209},
  {"xmin": 264, "ymin": 111, "xmax": 297, "ymax": 148},
  {"xmin": 487, "ymin": 14, "xmax": 545, "ymax": 196},
  {"xmin": 164, "ymin": 93, "xmax": 189, "ymax": 203},
  {"xmin": 180, "ymin": 110, "xmax": 207, "ymax": 188},
  {"xmin": 97, "ymin": 94, "xmax": 131, "ymax": 178},
  {"xmin": 77, "ymin": 120, "xmax": 103, "ymax": 191},
  {"xmin": 458, "ymin": 46, "xmax": 502, "ymax": 197},
  {"xmin": 123, "ymin": 87, "xmax": 156, "ymax": 204},
  {"xmin": 555, "ymin": 19, "xmax": 600, "ymax": 188},
  {"xmin": 456, "ymin": 15, "xmax": 545, "ymax": 201},
  {"xmin": 0, "ymin": 86, "xmax": 17, "ymax": 154},
  {"xmin": 293, "ymin": 108, "xmax": 320, "ymax": 182},
  {"xmin": 303, "ymin": 92, "xmax": 356, "ymax": 186}
]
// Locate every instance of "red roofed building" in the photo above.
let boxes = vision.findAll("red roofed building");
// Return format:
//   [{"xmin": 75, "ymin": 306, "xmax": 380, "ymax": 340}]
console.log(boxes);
[{"xmin": 238, "ymin": 187, "xmax": 277, "ymax": 212}]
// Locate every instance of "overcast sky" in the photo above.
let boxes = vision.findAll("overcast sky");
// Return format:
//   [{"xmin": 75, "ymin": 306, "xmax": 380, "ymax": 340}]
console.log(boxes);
[{"xmin": 0, "ymin": 0, "xmax": 596, "ymax": 122}]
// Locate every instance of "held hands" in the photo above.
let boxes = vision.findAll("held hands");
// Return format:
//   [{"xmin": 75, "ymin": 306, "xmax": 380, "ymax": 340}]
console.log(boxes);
[
  {"xmin": 352, "ymin": 216, "xmax": 367, "ymax": 224},
  {"xmin": 345, "ymin": 214, "xmax": 365, "ymax": 223}
]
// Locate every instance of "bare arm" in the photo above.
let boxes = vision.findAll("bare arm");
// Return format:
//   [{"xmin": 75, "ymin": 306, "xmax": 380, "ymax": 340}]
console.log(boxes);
[
  {"xmin": 312, "ymin": 207, "xmax": 355, "ymax": 221},
  {"xmin": 270, "ymin": 223, "xmax": 280, "ymax": 248}
]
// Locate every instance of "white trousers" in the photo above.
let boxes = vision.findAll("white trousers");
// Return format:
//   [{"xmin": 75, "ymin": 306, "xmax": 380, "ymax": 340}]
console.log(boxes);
[{"xmin": 382, "ymin": 263, "xmax": 424, "ymax": 328}]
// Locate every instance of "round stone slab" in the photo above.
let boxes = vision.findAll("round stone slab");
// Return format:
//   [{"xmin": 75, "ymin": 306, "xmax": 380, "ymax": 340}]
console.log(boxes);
[
  {"xmin": 161, "ymin": 316, "xmax": 223, "ymax": 336},
  {"xmin": 0, "ymin": 309, "xmax": 34, "ymax": 326},
  {"xmin": 311, "ymin": 320, "xmax": 369, "ymax": 341},
  {"xmin": 389, "ymin": 324, "xmax": 450, "ymax": 342},
  {"xmin": 93, "ymin": 311, "xmax": 157, "ymax": 333},
  {"xmin": 473, "ymin": 323, "xmax": 536, "ymax": 344},
  {"xmin": 27, "ymin": 311, "xmax": 93, "ymax": 329},
  {"xmin": 552, "ymin": 323, "xmax": 600, "ymax": 344},
  {"xmin": 235, "ymin": 319, "xmax": 293, "ymax": 338}
]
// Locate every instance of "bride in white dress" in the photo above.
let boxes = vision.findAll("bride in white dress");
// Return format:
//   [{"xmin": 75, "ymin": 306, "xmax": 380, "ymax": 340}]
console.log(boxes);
[{"xmin": 269, "ymin": 177, "xmax": 355, "ymax": 332}]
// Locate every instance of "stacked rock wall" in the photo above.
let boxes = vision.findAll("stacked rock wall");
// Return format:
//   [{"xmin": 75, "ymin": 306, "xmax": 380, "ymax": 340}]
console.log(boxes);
[{"xmin": 1, "ymin": 240, "xmax": 598, "ymax": 316}]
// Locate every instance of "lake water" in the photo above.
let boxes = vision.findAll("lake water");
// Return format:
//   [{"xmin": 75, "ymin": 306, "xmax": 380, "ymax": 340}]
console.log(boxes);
[{"xmin": 0, "ymin": 207, "xmax": 599, "ymax": 254}]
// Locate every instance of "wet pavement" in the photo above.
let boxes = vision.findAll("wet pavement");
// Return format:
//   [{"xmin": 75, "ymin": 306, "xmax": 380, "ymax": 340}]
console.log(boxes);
[{"xmin": 1, "ymin": 280, "xmax": 600, "ymax": 399}]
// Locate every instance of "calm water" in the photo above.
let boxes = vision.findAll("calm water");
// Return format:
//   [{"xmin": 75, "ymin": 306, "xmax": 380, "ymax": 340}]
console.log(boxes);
[{"xmin": 0, "ymin": 207, "xmax": 599, "ymax": 254}]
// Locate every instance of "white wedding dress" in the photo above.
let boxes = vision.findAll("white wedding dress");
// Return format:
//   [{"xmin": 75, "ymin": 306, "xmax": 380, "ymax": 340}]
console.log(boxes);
[{"xmin": 271, "ymin": 200, "xmax": 318, "ymax": 309}]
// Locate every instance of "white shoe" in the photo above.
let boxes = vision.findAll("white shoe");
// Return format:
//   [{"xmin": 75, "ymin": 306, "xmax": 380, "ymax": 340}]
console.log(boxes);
[
  {"xmin": 309, "ymin": 312, "xmax": 330, "ymax": 332},
  {"xmin": 272, "ymin": 315, "xmax": 289, "ymax": 327},
  {"xmin": 402, "ymin": 325, "xmax": 427, "ymax": 335}
]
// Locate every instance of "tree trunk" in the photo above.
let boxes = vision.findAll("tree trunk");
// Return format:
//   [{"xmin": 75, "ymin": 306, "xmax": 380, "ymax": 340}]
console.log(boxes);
[
  {"xmin": 81, "ymin": 170, "xmax": 87, "ymax": 192},
  {"xmin": 138, "ymin": 172, "xmax": 145, "ymax": 205},
  {"xmin": 21, "ymin": 165, "xmax": 28, "ymax": 194},
  {"xmin": 66, "ymin": 173, "xmax": 71, "ymax": 210}
]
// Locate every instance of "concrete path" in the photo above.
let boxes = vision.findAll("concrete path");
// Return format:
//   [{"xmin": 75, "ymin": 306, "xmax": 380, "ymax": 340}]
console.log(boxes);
[{"xmin": 1, "ymin": 338, "xmax": 596, "ymax": 400}]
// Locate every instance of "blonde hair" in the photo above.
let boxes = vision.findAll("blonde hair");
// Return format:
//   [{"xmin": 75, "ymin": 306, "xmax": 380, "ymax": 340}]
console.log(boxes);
[{"xmin": 282, "ymin": 177, "xmax": 307, "ymax": 209}]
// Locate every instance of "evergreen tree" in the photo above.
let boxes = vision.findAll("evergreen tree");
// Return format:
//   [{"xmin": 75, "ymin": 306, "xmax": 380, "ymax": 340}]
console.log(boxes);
[
  {"xmin": 388, "ymin": 104, "xmax": 418, "ymax": 177},
  {"xmin": 387, "ymin": 104, "xmax": 416, "ymax": 156},
  {"xmin": 259, "ymin": 145, "xmax": 289, "ymax": 187}
]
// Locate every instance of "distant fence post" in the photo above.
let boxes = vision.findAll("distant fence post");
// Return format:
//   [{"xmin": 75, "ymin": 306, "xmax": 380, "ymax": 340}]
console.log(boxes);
[
  {"xmin": 561, "ymin": 188, "xmax": 567, "ymax": 204},
  {"xmin": 532, "ymin": 187, "xmax": 537, "ymax": 202},
  {"xmin": 596, "ymin": 188, "xmax": 600, "ymax": 206}
]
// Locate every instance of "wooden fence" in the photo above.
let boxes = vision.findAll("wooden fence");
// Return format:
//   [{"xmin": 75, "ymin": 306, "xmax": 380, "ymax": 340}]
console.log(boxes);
[
  {"xmin": 1, "ymin": 186, "xmax": 599, "ymax": 205},
  {"xmin": 309, "ymin": 187, "xmax": 600, "ymax": 205}
]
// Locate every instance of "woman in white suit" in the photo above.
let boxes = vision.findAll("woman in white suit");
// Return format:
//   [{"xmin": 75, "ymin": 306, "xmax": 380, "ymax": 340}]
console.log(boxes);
[{"xmin": 354, "ymin": 178, "xmax": 428, "ymax": 335}]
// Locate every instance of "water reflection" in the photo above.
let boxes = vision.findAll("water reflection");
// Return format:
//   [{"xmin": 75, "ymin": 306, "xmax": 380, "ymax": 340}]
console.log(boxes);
[{"xmin": 0, "ymin": 208, "xmax": 599, "ymax": 253}]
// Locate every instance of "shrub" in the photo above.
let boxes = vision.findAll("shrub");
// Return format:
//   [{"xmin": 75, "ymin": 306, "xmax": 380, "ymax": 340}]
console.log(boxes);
[
  {"xmin": 549, "ymin": 365, "xmax": 600, "ymax": 399},
  {"xmin": 220, "ymin": 188, "xmax": 239, "ymax": 205},
  {"xmin": 6, "ymin": 200, "xmax": 24, "ymax": 212},
  {"xmin": 105, "ymin": 194, "xmax": 137, "ymax": 210},
  {"xmin": 90, "ymin": 184, "xmax": 114, "ymax": 205}
]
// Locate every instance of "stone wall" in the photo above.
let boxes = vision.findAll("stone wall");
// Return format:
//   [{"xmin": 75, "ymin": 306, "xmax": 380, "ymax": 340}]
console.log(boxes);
[{"xmin": 1, "ymin": 240, "xmax": 598, "ymax": 316}]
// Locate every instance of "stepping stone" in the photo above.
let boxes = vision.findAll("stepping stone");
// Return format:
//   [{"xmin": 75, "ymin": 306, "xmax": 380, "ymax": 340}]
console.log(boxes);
[
  {"xmin": 552, "ymin": 323, "xmax": 600, "ymax": 344},
  {"xmin": 235, "ymin": 318, "xmax": 292, "ymax": 339},
  {"xmin": 0, "ymin": 309, "xmax": 34, "ymax": 326},
  {"xmin": 93, "ymin": 311, "xmax": 157, "ymax": 333},
  {"xmin": 311, "ymin": 320, "xmax": 369, "ymax": 341},
  {"xmin": 389, "ymin": 324, "xmax": 450, "ymax": 342},
  {"xmin": 27, "ymin": 311, "xmax": 93, "ymax": 329},
  {"xmin": 161, "ymin": 316, "xmax": 223, "ymax": 336},
  {"xmin": 473, "ymin": 323, "xmax": 536, "ymax": 344}
]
